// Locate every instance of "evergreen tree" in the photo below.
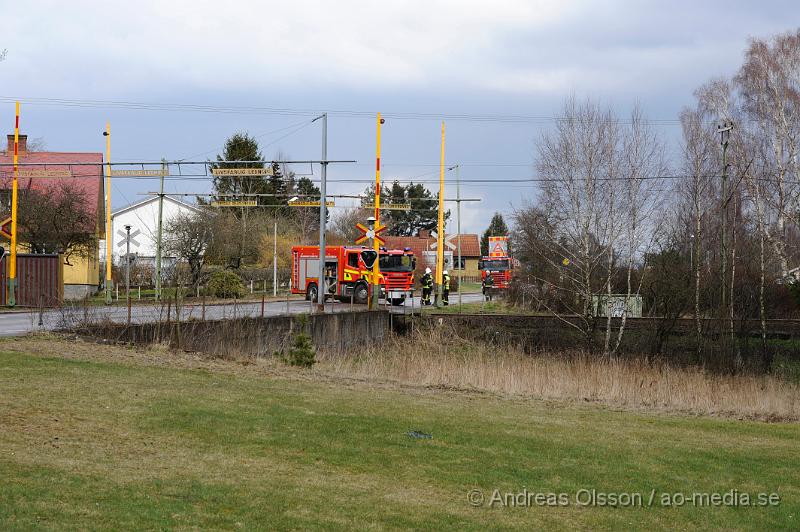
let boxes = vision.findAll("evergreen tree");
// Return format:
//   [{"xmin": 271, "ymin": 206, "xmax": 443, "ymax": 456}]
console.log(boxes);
[
  {"xmin": 210, "ymin": 132, "xmax": 268, "ymax": 203},
  {"xmin": 362, "ymin": 180, "xmax": 450, "ymax": 236},
  {"xmin": 481, "ymin": 212, "xmax": 510, "ymax": 255}
]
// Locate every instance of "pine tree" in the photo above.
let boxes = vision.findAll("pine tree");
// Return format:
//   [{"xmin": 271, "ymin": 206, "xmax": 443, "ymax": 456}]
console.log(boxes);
[
  {"xmin": 363, "ymin": 180, "xmax": 450, "ymax": 236},
  {"xmin": 481, "ymin": 212, "xmax": 510, "ymax": 255},
  {"xmin": 210, "ymin": 132, "xmax": 268, "ymax": 202}
]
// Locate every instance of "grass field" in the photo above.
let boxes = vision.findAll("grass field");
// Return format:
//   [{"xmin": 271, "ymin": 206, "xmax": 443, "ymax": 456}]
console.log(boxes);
[{"xmin": 1, "ymin": 337, "xmax": 798, "ymax": 530}]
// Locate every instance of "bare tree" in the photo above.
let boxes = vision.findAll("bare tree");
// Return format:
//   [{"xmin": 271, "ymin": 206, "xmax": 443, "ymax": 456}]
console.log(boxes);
[
  {"xmin": 677, "ymin": 104, "xmax": 718, "ymax": 351},
  {"xmin": 516, "ymin": 98, "xmax": 668, "ymax": 354},
  {"xmin": 735, "ymin": 30, "xmax": 800, "ymax": 279},
  {"xmin": 329, "ymin": 207, "xmax": 370, "ymax": 244},
  {"xmin": 17, "ymin": 181, "xmax": 97, "ymax": 266},
  {"xmin": 164, "ymin": 211, "xmax": 213, "ymax": 287},
  {"xmin": 610, "ymin": 106, "xmax": 668, "ymax": 353}
]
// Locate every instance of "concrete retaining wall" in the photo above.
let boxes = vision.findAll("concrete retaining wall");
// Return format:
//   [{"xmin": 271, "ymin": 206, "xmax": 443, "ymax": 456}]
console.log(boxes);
[{"xmin": 76, "ymin": 310, "xmax": 391, "ymax": 358}]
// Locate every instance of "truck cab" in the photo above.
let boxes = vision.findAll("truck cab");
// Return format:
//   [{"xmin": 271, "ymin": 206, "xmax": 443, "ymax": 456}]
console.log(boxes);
[
  {"xmin": 479, "ymin": 236, "xmax": 512, "ymax": 299},
  {"xmin": 378, "ymin": 248, "xmax": 416, "ymax": 306}
]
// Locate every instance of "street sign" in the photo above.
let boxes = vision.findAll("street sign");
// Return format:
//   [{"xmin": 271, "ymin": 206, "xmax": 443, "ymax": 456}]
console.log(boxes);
[
  {"xmin": 211, "ymin": 200, "xmax": 258, "ymax": 207},
  {"xmin": 288, "ymin": 201, "xmax": 334, "ymax": 207},
  {"xmin": 211, "ymin": 167, "xmax": 274, "ymax": 176},
  {"xmin": 362, "ymin": 203, "xmax": 411, "ymax": 211},
  {"xmin": 17, "ymin": 169, "xmax": 71, "ymax": 178},
  {"xmin": 0, "ymin": 217, "xmax": 11, "ymax": 240},
  {"xmin": 110, "ymin": 169, "xmax": 168, "ymax": 177},
  {"xmin": 354, "ymin": 222, "xmax": 386, "ymax": 245}
]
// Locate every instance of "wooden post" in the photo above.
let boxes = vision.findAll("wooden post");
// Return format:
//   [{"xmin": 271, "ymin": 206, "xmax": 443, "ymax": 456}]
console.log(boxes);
[
  {"xmin": 261, "ymin": 293, "xmax": 265, "ymax": 318},
  {"xmin": 175, "ymin": 294, "xmax": 181, "ymax": 350},
  {"xmin": 201, "ymin": 295, "xmax": 206, "ymax": 321}
]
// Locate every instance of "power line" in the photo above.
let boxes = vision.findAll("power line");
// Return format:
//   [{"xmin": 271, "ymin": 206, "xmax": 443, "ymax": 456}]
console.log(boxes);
[
  {"xmin": 177, "ymin": 118, "xmax": 315, "ymax": 160},
  {"xmin": 0, "ymin": 95, "xmax": 684, "ymax": 125}
]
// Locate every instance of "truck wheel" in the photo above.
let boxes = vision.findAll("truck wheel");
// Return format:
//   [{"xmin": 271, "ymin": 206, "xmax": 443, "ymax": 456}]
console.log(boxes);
[
  {"xmin": 306, "ymin": 283, "xmax": 318, "ymax": 302},
  {"xmin": 390, "ymin": 297, "xmax": 405, "ymax": 306},
  {"xmin": 354, "ymin": 283, "xmax": 369, "ymax": 304}
]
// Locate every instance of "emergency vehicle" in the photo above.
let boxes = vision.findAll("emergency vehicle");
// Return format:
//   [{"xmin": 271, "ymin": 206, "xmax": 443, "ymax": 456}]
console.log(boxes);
[
  {"xmin": 291, "ymin": 245, "xmax": 415, "ymax": 305},
  {"xmin": 378, "ymin": 247, "xmax": 416, "ymax": 305},
  {"xmin": 479, "ymin": 236, "xmax": 512, "ymax": 299}
]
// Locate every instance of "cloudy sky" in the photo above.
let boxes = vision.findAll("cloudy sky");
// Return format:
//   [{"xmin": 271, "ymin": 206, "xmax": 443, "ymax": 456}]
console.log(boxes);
[{"xmin": 1, "ymin": 0, "xmax": 797, "ymax": 233}]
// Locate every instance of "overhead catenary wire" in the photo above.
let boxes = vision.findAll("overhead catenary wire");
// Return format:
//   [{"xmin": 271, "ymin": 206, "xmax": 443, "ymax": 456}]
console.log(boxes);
[
  {"xmin": 177, "ymin": 117, "xmax": 316, "ymax": 161},
  {"xmin": 0, "ymin": 95, "xmax": 685, "ymax": 125}
]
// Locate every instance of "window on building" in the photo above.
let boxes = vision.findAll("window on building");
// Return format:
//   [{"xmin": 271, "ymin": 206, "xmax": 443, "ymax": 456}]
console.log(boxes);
[{"xmin": 453, "ymin": 257, "xmax": 467, "ymax": 270}]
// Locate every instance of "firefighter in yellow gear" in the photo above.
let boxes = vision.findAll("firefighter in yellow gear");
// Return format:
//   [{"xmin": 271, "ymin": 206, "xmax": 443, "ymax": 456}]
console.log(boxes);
[
  {"xmin": 421, "ymin": 267, "xmax": 433, "ymax": 306},
  {"xmin": 442, "ymin": 270, "xmax": 450, "ymax": 306}
]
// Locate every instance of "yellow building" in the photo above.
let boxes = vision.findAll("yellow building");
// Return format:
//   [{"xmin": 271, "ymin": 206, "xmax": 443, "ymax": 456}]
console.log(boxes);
[{"xmin": 1, "ymin": 134, "xmax": 104, "ymax": 299}]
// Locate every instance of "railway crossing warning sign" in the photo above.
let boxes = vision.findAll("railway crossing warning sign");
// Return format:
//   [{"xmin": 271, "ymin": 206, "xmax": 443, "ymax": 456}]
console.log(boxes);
[
  {"xmin": 355, "ymin": 222, "xmax": 386, "ymax": 246},
  {"xmin": 0, "ymin": 217, "xmax": 11, "ymax": 240},
  {"xmin": 117, "ymin": 228, "xmax": 141, "ymax": 248}
]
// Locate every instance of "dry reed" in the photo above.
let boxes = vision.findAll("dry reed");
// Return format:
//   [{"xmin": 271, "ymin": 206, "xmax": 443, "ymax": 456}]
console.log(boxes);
[{"xmin": 318, "ymin": 325, "xmax": 800, "ymax": 421}]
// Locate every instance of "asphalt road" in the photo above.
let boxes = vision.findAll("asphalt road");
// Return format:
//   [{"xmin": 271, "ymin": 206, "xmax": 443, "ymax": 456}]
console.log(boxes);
[{"xmin": 0, "ymin": 292, "xmax": 485, "ymax": 337}]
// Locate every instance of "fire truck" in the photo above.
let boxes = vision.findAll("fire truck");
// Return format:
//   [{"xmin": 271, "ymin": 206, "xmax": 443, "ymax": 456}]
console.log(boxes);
[
  {"xmin": 291, "ymin": 245, "xmax": 415, "ymax": 305},
  {"xmin": 479, "ymin": 236, "xmax": 512, "ymax": 300},
  {"xmin": 378, "ymin": 247, "xmax": 416, "ymax": 305}
]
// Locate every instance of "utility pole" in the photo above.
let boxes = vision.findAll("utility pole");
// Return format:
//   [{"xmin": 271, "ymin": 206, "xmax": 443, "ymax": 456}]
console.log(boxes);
[
  {"xmin": 371, "ymin": 113, "xmax": 384, "ymax": 309},
  {"xmin": 456, "ymin": 164, "xmax": 462, "ymax": 310},
  {"xmin": 8, "ymin": 101, "xmax": 20, "ymax": 307},
  {"xmin": 273, "ymin": 220, "xmax": 278, "ymax": 297},
  {"xmin": 718, "ymin": 120, "xmax": 733, "ymax": 352},
  {"xmin": 155, "ymin": 160, "xmax": 165, "ymax": 300},
  {"xmin": 316, "ymin": 113, "xmax": 328, "ymax": 312},
  {"xmin": 434, "ymin": 121, "xmax": 446, "ymax": 307},
  {"xmin": 103, "ymin": 122, "xmax": 113, "ymax": 304}
]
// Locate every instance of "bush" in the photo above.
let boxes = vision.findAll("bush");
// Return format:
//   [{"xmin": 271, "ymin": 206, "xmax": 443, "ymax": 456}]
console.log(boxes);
[
  {"xmin": 280, "ymin": 314, "xmax": 316, "ymax": 367},
  {"xmin": 206, "ymin": 270, "xmax": 246, "ymax": 298}
]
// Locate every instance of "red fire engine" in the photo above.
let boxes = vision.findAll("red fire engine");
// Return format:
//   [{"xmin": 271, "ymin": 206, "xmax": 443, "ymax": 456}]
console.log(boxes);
[
  {"xmin": 479, "ymin": 236, "xmax": 512, "ymax": 300},
  {"xmin": 378, "ymin": 247, "xmax": 416, "ymax": 305},
  {"xmin": 291, "ymin": 245, "xmax": 415, "ymax": 305}
]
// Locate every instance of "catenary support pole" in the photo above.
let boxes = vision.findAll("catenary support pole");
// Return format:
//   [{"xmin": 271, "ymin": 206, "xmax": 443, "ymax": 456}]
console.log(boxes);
[
  {"xmin": 155, "ymin": 160, "xmax": 165, "ymax": 300},
  {"xmin": 456, "ymin": 164, "xmax": 462, "ymax": 311},
  {"xmin": 316, "ymin": 113, "xmax": 328, "ymax": 312}
]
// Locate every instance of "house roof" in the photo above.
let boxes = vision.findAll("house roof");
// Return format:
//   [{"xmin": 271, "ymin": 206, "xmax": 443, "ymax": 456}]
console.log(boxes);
[
  {"xmin": 112, "ymin": 195, "xmax": 203, "ymax": 218},
  {"xmin": 383, "ymin": 233, "xmax": 481, "ymax": 258},
  {"xmin": 0, "ymin": 150, "xmax": 104, "ymax": 222}
]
